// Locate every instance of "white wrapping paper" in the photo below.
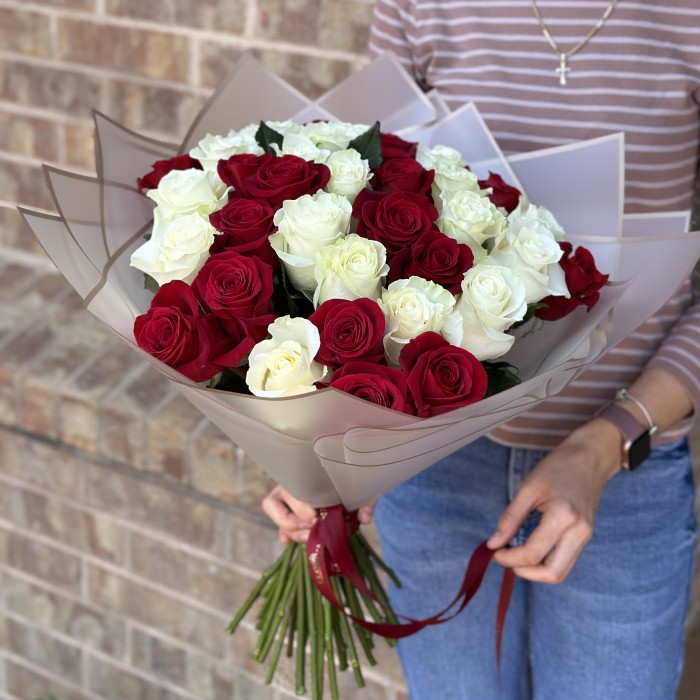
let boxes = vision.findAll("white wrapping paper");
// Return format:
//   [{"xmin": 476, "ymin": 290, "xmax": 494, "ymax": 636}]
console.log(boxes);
[{"xmin": 21, "ymin": 53, "xmax": 700, "ymax": 510}]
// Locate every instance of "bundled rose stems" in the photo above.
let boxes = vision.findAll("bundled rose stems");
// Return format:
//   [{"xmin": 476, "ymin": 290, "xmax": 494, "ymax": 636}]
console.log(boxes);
[{"xmin": 22, "ymin": 53, "xmax": 700, "ymax": 699}]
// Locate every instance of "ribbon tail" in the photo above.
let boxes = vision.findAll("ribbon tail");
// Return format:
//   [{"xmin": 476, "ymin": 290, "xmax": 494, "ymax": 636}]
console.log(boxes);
[{"xmin": 496, "ymin": 567, "xmax": 516, "ymax": 668}]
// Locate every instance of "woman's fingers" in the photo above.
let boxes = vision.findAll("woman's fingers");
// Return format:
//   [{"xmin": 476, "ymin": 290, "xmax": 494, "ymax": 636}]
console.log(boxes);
[{"xmin": 261, "ymin": 486, "xmax": 316, "ymax": 544}]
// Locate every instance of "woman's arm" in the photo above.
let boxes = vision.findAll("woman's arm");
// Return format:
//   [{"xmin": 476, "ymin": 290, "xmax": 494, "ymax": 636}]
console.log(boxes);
[{"xmin": 488, "ymin": 366, "xmax": 694, "ymax": 583}]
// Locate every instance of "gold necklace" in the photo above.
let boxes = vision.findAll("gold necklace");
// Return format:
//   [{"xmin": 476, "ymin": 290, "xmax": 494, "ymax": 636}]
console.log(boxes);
[{"xmin": 530, "ymin": 0, "xmax": 618, "ymax": 85}]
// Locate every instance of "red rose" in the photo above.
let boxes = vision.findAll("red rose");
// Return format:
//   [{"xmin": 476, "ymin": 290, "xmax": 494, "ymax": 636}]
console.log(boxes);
[
  {"xmin": 535, "ymin": 242, "xmax": 609, "ymax": 321},
  {"xmin": 309, "ymin": 298, "xmax": 386, "ymax": 368},
  {"xmin": 478, "ymin": 172, "xmax": 522, "ymax": 214},
  {"xmin": 353, "ymin": 189, "xmax": 439, "ymax": 255},
  {"xmin": 380, "ymin": 132, "xmax": 418, "ymax": 160},
  {"xmin": 372, "ymin": 156, "xmax": 435, "ymax": 198},
  {"xmin": 137, "ymin": 154, "xmax": 202, "ymax": 192},
  {"xmin": 388, "ymin": 229, "xmax": 474, "ymax": 294},
  {"xmin": 192, "ymin": 250, "xmax": 276, "ymax": 340},
  {"xmin": 209, "ymin": 198, "xmax": 278, "ymax": 269},
  {"xmin": 217, "ymin": 153, "xmax": 330, "ymax": 209},
  {"xmin": 328, "ymin": 361, "xmax": 413, "ymax": 414},
  {"xmin": 134, "ymin": 281, "xmax": 253, "ymax": 382},
  {"xmin": 400, "ymin": 332, "xmax": 488, "ymax": 417}
]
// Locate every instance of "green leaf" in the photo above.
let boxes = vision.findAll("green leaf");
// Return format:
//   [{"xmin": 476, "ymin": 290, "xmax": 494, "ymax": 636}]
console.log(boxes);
[
  {"xmin": 277, "ymin": 267, "xmax": 314, "ymax": 319},
  {"xmin": 509, "ymin": 302, "xmax": 545, "ymax": 330},
  {"xmin": 143, "ymin": 273, "xmax": 159, "ymax": 294},
  {"xmin": 482, "ymin": 361, "xmax": 520, "ymax": 398},
  {"xmin": 256, "ymin": 121, "xmax": 284, "ymax": 155},
  {"xmin": 347, "ymin": 121, "xmax": 383, "ymax": 170}
]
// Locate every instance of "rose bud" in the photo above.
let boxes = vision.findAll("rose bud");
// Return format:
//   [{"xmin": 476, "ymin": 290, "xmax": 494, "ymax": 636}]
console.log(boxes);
[
  {"xmin": 400, "ymin": 331, "xmax": 488, "ymax": 417},
  {"xmin": 535, "ymin": 242, "xmax": 609, "ymax": 321},
  {"xmin": 134, "ymin": 280, "xmax": 253, "ymax": 382},
  {"xmin": 137, "ymin": 154, "xmax": 202, "ymax": 192},
  {"xmin": 309, "ymin": 297, "xmax": 386, "ymax": 368},
  {"xmin": 328, "ymin": 361, "xmax": 413, "ymax": 414}
]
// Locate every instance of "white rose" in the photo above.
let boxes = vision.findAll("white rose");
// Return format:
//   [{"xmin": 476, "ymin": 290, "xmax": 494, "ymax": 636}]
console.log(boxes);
[
  {"xmin": 313, "ymin": 234, "xmax": 389, "ymax": 307},
  {"xmin": 438, "ymin": 189, "xmax": 506, "ymax": 250},
  {"xmin": 246, "ymin": 316, "xmax": 328, "ymax": 397},
  {"xmin": 130, "ymin": 210, "xmax": 217, "ymax": 285},
  {"xmin": 301, "ymin": 121, "xmax": 369, "ymax": 152},
  {"xmin": 416, "ymin": 144, "xmax": 467, "ymax": 172},
  {"xmin": 432, "ymin": 167, "xmax": 481, "ymax": 201},
  {"xmin": 270, "ymin": 192, "xmax": 353, "ymax": 292},
  {"xmin": 146, "ymin": 169, "xmax": 229, "ymax": 219},
  {"xmin": 455, "ymin": 259, "xmax": 528, "ymax": 360},
  {"xmin": 273, "ymin": 133, "xmax": 331, "ymax": 163},
  {"xmin": 380, "ymin": 276, "xmax": 461, "ymax": 365},
  {"xmin": 325, "ymin": 149, "xmax": 372, "ymax": 202},
  {"xmin": 491, "ymin": 218, "xmax": 568, "ymax": 303},
  {"xmin": 189, "ymin": 131, "xmax": 262, "ymax": 171},
  {"xmin": 508, "ymin": 198, "xmax": 566, "ymax": 240}
]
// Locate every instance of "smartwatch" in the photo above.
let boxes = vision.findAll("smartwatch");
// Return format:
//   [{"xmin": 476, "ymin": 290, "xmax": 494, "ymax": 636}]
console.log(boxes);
[{"xmin": 595, "ymin": 403, "xmax": 651, "ymax": 470}]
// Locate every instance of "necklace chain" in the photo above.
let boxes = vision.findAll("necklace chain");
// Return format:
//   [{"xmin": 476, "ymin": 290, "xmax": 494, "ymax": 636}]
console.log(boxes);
[{"xmin": 530, "ymin": 0, "xmax": 618, "ymax": 85}]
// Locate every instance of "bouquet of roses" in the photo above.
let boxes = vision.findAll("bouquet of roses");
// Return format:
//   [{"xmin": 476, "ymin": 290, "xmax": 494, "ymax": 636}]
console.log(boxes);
[
  {"xmin": 127, "ymin": 113, "xmax": 607, "ymax": 695},
  {"xmin": 21, "ymin": 53, "xmax": 700, "ymax": 700}
]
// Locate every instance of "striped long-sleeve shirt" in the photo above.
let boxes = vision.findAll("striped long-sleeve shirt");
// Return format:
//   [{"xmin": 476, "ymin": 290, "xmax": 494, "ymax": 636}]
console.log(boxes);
[{"xmin": 369, "ymin": 0, "xmax": 700, "ymax": 449}]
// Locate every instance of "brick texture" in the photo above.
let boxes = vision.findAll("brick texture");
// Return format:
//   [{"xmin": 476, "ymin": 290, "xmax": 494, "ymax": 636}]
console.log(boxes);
[{"xmin": 0, "ymin": 1, "xmax": 698, "ymax": 699}]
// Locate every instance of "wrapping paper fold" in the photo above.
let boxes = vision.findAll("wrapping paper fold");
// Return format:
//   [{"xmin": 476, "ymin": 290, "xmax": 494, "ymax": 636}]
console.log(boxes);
[{"xmin": 21, "ymin": 53, "xmax": 700, "ymax": 510}]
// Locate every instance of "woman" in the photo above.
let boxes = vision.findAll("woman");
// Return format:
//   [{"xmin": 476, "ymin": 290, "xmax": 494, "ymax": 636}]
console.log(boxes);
[{"xmin": 264, "ymin": 2, "xmax": 700, "ymax": 697}]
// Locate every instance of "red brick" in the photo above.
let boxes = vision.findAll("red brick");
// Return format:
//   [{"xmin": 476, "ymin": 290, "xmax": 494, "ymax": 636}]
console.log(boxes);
[
  {"xmin": 63, "ymin": 120, "xmax": 98, "ymax": 172},
  {"xmin": 87, "ymin": 657, "xmax": 195, "ymax": 699},
  {"xmin": 4, "ymin": 618, "xmax": 83, "ymax": 679},
  {"xmin": 146, "ymin": 393, "xmax": 204, "ymax": 483},
  {"xmin": 130, "ymin": 532, "xmax": 257, "ymax": 613},
  {"xmin": 100, "ymin": 363, "xmax": 174, "ymax": 468},
  {"xmin": 0, "ymin": 484, "xmax": 127, "ymax": 564},
  {"xmin": 106, "ymin": 0, "xmax": 247, "ymax": 35},
  {"xmin": 4, "ymin": 658, "xmax": 90, "ymax": 700},
  {"xmin": 255, "ymin": 0, "xmax": 373, "ymax": 54},
  {"xmin": 3, "ymin": 572, "xmax": 127, "ymax": 657},
  {"xmin": 0, "ymin": 59, "xmax": 101, "ymax": 119},
  {"xmin": 103, "ymin": 78, "xmax": 206, "ymax": 140},
  {"xmin": 87, "ymin": 564, "xmax": 228, "ymax": 657},
  {"xmin": 3, "ymin": 528, "xmax": 82, "ymax": 594},
  {"xmin": 58, "ymin": 18, "xmax": 190, "ymax": 82},
  {"xmin": 200, "ymin": 44, "xmax": 355, "ymax": 99},
  {"xmin": 0, "ymin": 8, "xmax": 53, "ymax": 60},
  {"xmin": 58, "ymin": 339, "xmax": 145, "ymax": 453},
  {"xmin": 0, "ymin": 110, "xmax": 60, "ymax": 161}
]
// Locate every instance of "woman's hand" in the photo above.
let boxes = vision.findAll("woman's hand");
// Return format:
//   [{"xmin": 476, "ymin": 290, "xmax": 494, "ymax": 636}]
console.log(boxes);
[
  {"xmin": 262, "ymin": 486, "xmax": 377, "ymax": 545},
  {"xmin": 487, "ymin": 418, "xmax": 622, "ymax": 584}
]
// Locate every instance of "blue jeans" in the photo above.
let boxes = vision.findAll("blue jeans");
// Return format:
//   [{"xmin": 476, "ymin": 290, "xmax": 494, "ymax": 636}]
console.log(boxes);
[{"xmin": 374, "ymin": 437, "xmax": 697, "ymax": 700}]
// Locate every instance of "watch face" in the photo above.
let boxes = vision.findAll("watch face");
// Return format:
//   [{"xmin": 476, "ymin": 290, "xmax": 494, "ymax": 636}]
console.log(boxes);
[{"xmin": 628, "ymin": 431, "xmax": 651, "ymax": 470}]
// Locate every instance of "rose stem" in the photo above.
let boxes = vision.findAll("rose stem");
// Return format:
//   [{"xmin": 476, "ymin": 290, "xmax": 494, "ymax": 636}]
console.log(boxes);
[
  {"xmin": 256, "ymin": 559, "xmax": 298, "ymax": 663},
  {"xmin": 323, "ymin": 597, "xmax": 339, "ymax": 700},
  {"xmin": 226, "ymin": 553, "xmax": 285, "ymax": 635},
  {"xmin": 314, "ymin": 582, "xmax": 325, "ymax": 699},
  {"xmin": 340, "ymin": 577, "xmax": 377, "ymax": 666},
  {"xmin": 330, "ymin": 602, "xmax": 348, "ymax": 671},
  {"xmin": 331, "ymin": 578, "xmax": 364, "ymax": 688},
  {"xmin": 303, "ymin": 557, "xmax": 321, "ymax": 700},
  {"xmin": 255, "ymin": 543, "xmax": 295, "ymax": 657},
  {"xmin": 350, "ymin": 537, "xmax": 399, "ymax": 646},
  {"xmin": 286, "ymin": 593, "xmax": 297, "ymax": 659},
  {"xmin": 265, "ymin": 572, "xmax": 299, "ymax": 684},
  {"xmin": 357, "ymin": 532, "xmax": 401, "ymax": 589},
  {"xmin": 295, "ymin": 554, "xmax": 307, "ymax": 696}
]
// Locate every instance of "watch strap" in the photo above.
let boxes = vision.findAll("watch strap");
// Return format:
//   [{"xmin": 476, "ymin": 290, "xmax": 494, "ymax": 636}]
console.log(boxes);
[{"xmin": 595, "ymin": 402, "xmax": 651, "ymax": 470}]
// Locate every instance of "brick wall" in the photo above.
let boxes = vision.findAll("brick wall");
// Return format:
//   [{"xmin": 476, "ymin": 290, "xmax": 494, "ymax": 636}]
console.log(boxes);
[
  {"xmin": 0, "ymin": 0, "xmax": 374, "ymax": 259},
  {"xmin": 0, "ymin": 1, "xmax": 699, "ymax": 698}
]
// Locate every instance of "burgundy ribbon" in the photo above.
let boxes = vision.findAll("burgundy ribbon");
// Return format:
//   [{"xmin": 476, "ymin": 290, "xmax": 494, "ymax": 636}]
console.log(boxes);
[{"xmin": 307, "ymin": 505, "xmax": 516, "ymax": 661}]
